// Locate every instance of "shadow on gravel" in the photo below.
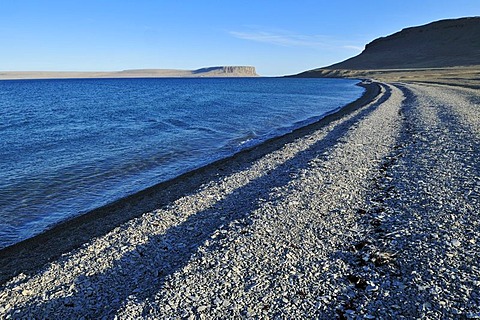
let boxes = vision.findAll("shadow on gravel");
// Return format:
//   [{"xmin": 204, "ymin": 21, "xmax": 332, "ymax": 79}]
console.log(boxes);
[
  {"xmin": 326, "ymin": 84, "xmax": 417, "ymax": 317},
  {"xmin": 14, "ymin": 86, "xmax": 393, "ymax": 318}
]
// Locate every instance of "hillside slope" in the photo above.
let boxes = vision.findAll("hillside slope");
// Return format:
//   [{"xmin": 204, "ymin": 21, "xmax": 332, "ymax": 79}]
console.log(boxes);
[
  {"xmin": 328, "ymin": 17, "xmax": 480, "ymax": 70},
  {"xmin": 294, "ymin": 17, "xmax": 480, "ymax": 86}
]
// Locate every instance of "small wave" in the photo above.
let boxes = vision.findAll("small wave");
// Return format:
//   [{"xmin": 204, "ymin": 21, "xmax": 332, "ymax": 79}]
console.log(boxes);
[
  {"xmin": 165, "ymin": 118, "xmax": 189, "ymax": 128},
  {"xmin": 230, "ymin": 130, "xmax": 259, "ymax": 146}
]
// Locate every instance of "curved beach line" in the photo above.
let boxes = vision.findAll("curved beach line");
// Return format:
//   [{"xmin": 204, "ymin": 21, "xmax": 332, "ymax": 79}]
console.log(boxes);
[{"xmin": 0, "ymin": 81, "xmax": 380, "ymax": 284}]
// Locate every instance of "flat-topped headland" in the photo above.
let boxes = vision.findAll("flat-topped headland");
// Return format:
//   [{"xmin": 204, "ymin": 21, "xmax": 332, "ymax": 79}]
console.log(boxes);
[{"xmin": 0, "ymin": 66, "xmax": 259, "ymax": 80}]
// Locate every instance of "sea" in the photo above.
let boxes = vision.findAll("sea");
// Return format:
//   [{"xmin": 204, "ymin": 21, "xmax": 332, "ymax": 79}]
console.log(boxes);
[{"xmin": 0, "ymin": 77, "xmax": 364, "ymax": 249}]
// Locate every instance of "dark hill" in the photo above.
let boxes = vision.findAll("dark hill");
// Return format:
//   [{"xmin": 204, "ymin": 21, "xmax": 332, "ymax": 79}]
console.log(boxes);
[{"xmin": 325, "ymin": 17, "xmax": 480, "ymax": 70}]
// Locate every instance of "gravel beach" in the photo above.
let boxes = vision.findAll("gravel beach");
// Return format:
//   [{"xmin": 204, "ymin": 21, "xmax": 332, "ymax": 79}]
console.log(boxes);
[{"xmin": 1, "ymin": 81, "xmax": 479, "ymax": 319}]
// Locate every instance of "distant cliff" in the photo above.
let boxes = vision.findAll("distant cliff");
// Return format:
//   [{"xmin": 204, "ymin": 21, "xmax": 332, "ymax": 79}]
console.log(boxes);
[
  {"xmin": 118, "ymin": 66, "xmax": 258, "ymax": 77},
  {"xmin": 0, "ymin": 66, "xmax": 259, "ymax": 80},
  {"xmin": 297, "ymin": 17, "xmax": 480, "ymax": 75},
  {"xmin": 193, "ymin": 66, "xmax": 258, "ymax": 77}
]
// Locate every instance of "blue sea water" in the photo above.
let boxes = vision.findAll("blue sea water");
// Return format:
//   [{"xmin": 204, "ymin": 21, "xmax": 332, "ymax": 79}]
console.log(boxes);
[{"xmin": 0, "ymin": 77, "xmax": 363, "ymax": 248}]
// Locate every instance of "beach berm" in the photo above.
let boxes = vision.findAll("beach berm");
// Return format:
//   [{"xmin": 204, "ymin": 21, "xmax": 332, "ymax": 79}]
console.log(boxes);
[{"xmin": 1, "ymin": 77, "xmax": 478, "ymax": 318}]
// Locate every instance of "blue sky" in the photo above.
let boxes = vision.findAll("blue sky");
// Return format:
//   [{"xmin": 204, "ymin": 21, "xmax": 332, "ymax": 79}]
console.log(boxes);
[{"xmin": 0, "ymin": 1, "xmax": 479, "ymax": 76}]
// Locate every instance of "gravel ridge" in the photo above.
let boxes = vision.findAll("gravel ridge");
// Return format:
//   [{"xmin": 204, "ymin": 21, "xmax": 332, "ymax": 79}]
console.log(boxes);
[
  {"xmin": 1, "ymin": 81, "xmax": 478, "ymax": 319},
  {"xmin": 346, "ymin": 83, "xmax": 480, "ymax": 319}
]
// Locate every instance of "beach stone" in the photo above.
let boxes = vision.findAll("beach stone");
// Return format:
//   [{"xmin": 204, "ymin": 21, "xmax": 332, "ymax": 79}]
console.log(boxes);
[
  {"xmin": 21, "ymin": 290, "xmax": 33, "ymax": 296},
  {"xmin": 451, "ymin": 239, "xmax": 461, "ymax": 247},
  {"xmin": 197, "ymin": 305, "xmax": 208, "ymax": 312}
]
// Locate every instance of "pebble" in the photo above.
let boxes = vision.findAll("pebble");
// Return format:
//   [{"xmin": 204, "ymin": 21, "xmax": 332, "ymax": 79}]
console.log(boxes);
[
  {"xmin": 197, "ymin": 305, "xmax": 208, "ymax": 312},
  {"xmin": 451, "ymin": 239, "xmax": 461, "ymax": 247},
  {"xmin": 21, "ymin": 290, "xmax": 33, "ymax": 296}
]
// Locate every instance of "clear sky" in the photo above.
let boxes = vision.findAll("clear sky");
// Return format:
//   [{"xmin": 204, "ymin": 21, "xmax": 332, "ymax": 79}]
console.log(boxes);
[{"xmin": 0, "ymin": 0, "xmax": 479, "ymax": 76}]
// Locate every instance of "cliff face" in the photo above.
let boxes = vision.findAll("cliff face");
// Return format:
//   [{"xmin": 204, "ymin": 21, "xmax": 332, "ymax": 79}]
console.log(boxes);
[
  {"xmin": 326, "ymin": 17, "xmax": 480, "ymax": 70},
  {"xmin": 117, "ymin": 66, "xmax": 258, "ymax": 77},
  {"xmin": 193, "ymin": 66, "xmax": 258, "ymax": 77},
  {"xmin": 222, "ymin": 66, "xmax": 257, "ymax": 75}
]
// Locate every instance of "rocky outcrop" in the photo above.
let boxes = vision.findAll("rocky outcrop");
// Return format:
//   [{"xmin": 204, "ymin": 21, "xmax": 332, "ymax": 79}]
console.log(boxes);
[
  {"xmin": 222, "ymin": 66, "xmax": 257, "ymax": 75},
  {"xmin": 193, "ymin": 66, "xmax": 258, "ymax": 77}
]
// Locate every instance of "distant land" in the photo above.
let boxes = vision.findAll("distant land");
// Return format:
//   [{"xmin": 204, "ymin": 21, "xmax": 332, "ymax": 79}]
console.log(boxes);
[
  {"xmin": 0, "ymin": 66, "xmax": 258, "ymax": 80},
  {"xmin": 295, "ymin": 17, "xmax": 480, "ymax": 86}
]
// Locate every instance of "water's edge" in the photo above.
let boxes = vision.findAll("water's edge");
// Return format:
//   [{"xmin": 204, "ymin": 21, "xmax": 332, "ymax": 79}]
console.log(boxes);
[
  {"xmin": 0, "ymin": 80, "xmax": 379, "ymax": 284},
  {"xmin": 0, "ymin": 77, "xmax": 363, "ymax": 246}
]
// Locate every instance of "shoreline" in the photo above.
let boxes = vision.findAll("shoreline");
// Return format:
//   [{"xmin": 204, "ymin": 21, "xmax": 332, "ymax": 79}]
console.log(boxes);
[
  {"xmin": 2, "ymin": 79, "xmax": 478, "ymax": 318},
  {"xmin": 0, "ymin": 80, "xmax": 380, "ymax": 285},
  {"xmin": 293, "ymin": 66, "xmax": 480, "ymax": 89}
]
